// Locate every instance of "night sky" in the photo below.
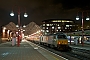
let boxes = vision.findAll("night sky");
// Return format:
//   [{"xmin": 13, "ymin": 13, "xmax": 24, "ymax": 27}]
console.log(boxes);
[{"xmin": 0, "ymin": 0, "xmax": 90, "ymax": 27}]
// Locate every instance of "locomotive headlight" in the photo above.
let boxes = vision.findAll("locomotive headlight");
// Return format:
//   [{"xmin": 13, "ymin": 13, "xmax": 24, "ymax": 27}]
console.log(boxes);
[{"xmin": 58, "ymin": 42, "xmax": 60, "ymax": 44}]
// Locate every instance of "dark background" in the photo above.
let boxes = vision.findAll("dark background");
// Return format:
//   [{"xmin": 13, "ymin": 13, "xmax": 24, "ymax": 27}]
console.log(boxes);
[{"xmin": 0, "ymin": 0, "xmax": 90, "ymax": 32}]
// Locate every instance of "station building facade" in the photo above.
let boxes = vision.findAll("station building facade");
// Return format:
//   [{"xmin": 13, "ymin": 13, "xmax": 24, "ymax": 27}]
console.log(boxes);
[{"xmin": 41, "ymin": 19, "xmax": 78, "ymax": 34}]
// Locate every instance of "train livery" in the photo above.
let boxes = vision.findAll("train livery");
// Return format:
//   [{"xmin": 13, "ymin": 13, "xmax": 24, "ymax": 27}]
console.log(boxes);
[
  {"xmin": 40, "ymin": 32, "xmax": 71, "ymax": 50},
  {"xmin": 28, "ymin": 32, "xmax": 71, "ymax": 51}
]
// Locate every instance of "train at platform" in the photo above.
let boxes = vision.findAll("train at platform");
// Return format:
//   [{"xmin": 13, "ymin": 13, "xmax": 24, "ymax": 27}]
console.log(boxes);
[{"xmin": 27, "ymin": 32, "xmax": 71, "ymax": 51}]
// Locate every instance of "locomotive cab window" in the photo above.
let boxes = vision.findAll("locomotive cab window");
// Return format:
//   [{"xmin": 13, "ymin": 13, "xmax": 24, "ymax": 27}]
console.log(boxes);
[{"xmin": 57, "ymin": 35, "xmax": 67, "ymax": 39}]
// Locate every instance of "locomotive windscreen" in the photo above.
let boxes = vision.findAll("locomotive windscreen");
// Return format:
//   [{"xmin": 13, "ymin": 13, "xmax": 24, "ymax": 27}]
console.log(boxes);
[{"xmin": 57, "ymin": 34, "xmax": 67, "ymax": 39}]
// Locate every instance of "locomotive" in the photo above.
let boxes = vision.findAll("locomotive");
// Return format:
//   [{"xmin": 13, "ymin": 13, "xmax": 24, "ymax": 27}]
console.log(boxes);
[{"xmin": 40, "ymin": 32, "xmax": 71, "ymax": 51}]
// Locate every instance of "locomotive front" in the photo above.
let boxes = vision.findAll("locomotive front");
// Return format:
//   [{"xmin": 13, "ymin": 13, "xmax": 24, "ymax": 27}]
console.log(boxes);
[{"xmin": 56, "ymin": 33, "xmax": 70, "ymax": 50}]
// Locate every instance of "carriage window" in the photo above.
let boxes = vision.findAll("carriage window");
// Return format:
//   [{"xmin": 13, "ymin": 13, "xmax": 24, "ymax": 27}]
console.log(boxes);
[{"xmin": 57, "ymin": 35, "xmax": 67, "ymax": 39}]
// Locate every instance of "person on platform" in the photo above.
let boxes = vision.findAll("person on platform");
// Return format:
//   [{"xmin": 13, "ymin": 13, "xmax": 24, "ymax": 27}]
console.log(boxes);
[
  {"xmin": 12, "ymin": 33, "xmax": 16, "ymax": 46},
  {"xmin": 74, "ymin": 37, "xmax": 78, "ymax": 45}
]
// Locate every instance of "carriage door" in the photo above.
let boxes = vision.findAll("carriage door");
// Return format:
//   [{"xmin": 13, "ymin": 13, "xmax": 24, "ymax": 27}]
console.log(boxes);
[{"xmin": 53, "ymin": 35, "xmax": 57, "ymax": 47}]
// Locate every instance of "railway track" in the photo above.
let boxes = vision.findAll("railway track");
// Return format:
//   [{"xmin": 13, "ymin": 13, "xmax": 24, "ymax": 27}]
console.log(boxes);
[
  {"xmin": 32, "ymin": 42, "xmax": 90, "ymax": 60},
  {"xmin": 68, "ymin": 48, "xmax": 90, "ymax": 60},
  {"xmin": 44, "ymin": 45, "xmax": 90, "ymax": 60},
  {"xmin": 28, "ymin": 40, "xmax": 90, "ymax": 60}
]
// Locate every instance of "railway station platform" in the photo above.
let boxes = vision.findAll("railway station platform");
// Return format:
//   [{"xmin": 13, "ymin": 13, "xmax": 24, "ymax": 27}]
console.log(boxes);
[
  {"xmin": 69, "ymin": 43, "xmax": 90, "ymax": 50},
  {"xmin": 0, "ymin": 40, "xmax": 67, "ymax": 60}
]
